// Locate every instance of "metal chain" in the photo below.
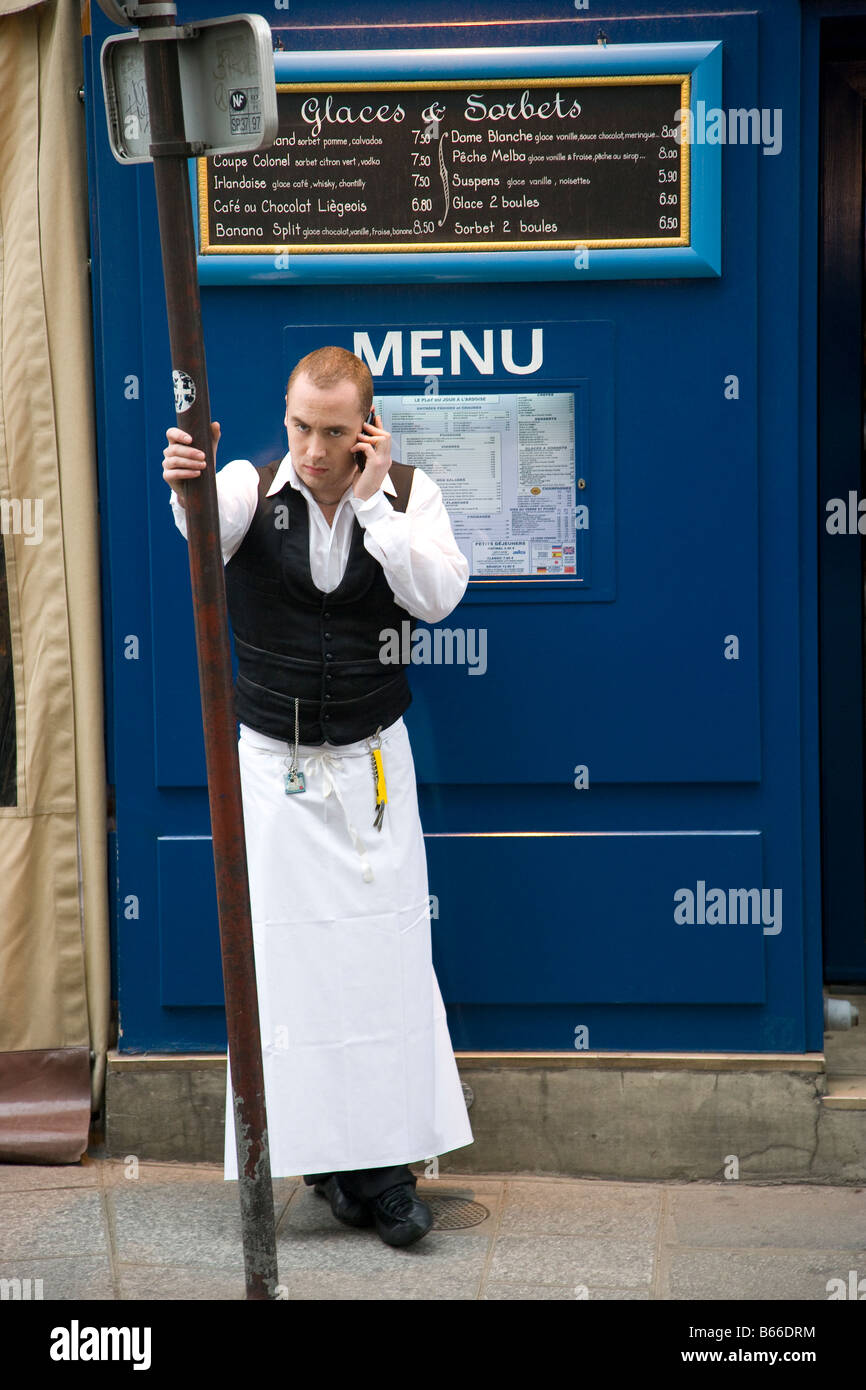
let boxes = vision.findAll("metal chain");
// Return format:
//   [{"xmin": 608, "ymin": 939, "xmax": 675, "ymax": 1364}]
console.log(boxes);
[{"xmin": 284, "ymin": 697, "xmax": 300, "ymax": 778}]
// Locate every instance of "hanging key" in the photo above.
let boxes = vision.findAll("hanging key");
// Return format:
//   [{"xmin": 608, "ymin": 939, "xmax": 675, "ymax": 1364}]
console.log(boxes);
[{"xmin": 283, "ymin": 697, "xmax": 307, "ymax": 794}]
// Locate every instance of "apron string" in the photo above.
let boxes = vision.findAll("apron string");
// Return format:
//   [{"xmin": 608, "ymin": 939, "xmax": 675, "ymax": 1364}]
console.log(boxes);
[{"xmin": 302, "ymin": 750, "xmax": 374, "ymax": 883}]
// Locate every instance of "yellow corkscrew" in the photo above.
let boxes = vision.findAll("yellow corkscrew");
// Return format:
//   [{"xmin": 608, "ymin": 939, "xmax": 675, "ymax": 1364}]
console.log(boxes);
[
  {"xmin": 367, "ymin": 731, "xmax": 388, "ymax": 831},
  {"xmin": 372, "ymin": 747, "xmax": 387, "ymax": 806}
]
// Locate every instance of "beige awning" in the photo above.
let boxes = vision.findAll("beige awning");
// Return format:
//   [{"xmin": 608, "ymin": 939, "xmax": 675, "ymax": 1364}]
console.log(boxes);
[{"xmin": 0, "ymin": 0, "xmax": 110, "ymax": 1162}]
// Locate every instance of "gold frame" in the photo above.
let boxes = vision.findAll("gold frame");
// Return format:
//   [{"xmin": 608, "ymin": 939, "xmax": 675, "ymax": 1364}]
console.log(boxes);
[{"xmin": 197, "ymin": 74, "xmax": 691, "ymax": 256}]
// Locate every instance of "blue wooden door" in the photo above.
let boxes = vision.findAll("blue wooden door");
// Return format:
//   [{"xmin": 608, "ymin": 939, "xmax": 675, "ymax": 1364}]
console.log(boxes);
[{"xmin": 84, "ymin": 0, "xmax": 825, "ymax": 1053}]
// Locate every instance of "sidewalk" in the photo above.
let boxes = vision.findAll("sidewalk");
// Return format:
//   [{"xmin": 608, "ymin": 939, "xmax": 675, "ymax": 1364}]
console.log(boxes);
[{"xmin": 0, "ymin": 1157, "xmax": 864, "ymax": 1300}]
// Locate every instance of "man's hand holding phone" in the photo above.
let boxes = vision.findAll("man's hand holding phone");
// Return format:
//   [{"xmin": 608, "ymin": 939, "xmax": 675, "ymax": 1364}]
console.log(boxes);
[{"xmin": 352, "ymin": 410, "xmax": 392, "ymax": 501}]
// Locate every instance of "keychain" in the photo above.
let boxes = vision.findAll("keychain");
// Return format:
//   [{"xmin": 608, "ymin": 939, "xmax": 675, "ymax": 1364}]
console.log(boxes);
[
  {"xmin": 366, "ymin": 725, "xmax": 387, "ymax": 830},
  {"xmin": 283, "ymin": 698, "xmax": 306, "ymax": 794}
]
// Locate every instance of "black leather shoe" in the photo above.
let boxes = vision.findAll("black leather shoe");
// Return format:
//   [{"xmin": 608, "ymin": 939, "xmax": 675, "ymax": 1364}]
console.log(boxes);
[
  {"xmin": 368, "ymin": 1183, "xmax": 433, "ymax": 1247},
  {"xmin": 313, "ymin": 1175, "xmax": 374, "ymax": 1228}
]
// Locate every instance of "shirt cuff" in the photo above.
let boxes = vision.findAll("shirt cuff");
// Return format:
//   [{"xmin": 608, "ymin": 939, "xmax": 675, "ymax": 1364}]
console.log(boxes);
[{"xmin": 350, "ymin": 489, "xmax": 392, "ymax": 525}]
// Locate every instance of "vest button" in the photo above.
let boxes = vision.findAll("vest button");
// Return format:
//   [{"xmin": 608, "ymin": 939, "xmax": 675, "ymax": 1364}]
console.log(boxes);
[
  {"xmin": 324, "ymin": 693, "xmax": 332, "ymax": 700},
  {"xmin": 323, "ymin": 612, "xmax": 331, "ymax": 620},
  {"xmin": 325, "ymin": 652, "xmax": 334, "ymax": 661},
  {"xmin": 325, "ymin": 673, "xmax": 333, "ymax": 681},
  {"xmin": 323, "ymin": 631, "xmax": 332, "ymax": 640}
]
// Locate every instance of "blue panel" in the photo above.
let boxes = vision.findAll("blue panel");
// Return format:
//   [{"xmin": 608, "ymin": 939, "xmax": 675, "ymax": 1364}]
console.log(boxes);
[
  {"xmin": 426, "ymin": 831, "xmax": 768, "ymax": 1003},
  {"xmin": 155, "ymin": 827, "xmax": 772, "ymax": 1010},
  {"xmin": 157, "ymin": 838, "xmax": 224, "ymax": 1006}
]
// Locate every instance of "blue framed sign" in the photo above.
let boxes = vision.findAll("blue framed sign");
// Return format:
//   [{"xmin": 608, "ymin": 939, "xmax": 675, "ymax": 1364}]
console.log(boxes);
[{"xmin": 192, "ymin": 40, "xmax": 722, "ymax": 283}]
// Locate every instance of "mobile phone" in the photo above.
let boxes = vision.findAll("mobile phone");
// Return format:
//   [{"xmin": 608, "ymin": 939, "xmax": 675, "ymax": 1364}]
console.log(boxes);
[{"xmin": 353, "ymin": 409, "xmax": 376, "ymax": 469}]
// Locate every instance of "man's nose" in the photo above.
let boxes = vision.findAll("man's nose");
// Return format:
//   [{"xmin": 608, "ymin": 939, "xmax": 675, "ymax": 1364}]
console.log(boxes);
[{"xmin": 309, "ymin": 434, "xmax": 328, "ymax": 461}]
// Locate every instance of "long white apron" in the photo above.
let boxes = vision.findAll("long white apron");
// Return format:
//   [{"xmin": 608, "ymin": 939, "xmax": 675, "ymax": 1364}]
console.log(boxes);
[{"xmin": 223, "ymin": 714, "xmax": 474, "ymax": 1180}]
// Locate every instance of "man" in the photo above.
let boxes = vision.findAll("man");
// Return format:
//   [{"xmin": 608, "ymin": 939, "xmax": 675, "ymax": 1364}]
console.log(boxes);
[{"xmin": 162, "ymin": 345, "xmax": 473, "ymax": 1248}]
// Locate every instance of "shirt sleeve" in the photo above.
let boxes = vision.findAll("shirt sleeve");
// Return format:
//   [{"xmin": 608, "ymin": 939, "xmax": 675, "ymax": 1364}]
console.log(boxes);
[
  {"xmin": 349, "ymin": 467, "xmax": 469, "ymax": 622},
  {"xmin": 169, "ymin": 457, "xmax": 260, "ymax": 566}
]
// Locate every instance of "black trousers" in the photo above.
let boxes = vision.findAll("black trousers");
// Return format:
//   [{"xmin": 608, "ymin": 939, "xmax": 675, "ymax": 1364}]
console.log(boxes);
[{"xmin": 303, "ymin": 1165, "xmax": 417, "ymax": 1201}]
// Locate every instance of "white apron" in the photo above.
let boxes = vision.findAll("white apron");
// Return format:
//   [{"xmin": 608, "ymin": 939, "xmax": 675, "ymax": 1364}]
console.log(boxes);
[{"xmin": 223, "ymin": 714, "xmax": 474, "ymax": 1180}]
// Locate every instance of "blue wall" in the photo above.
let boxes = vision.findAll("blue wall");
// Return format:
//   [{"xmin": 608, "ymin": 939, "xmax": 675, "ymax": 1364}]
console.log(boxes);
[{"xmin": 84, "ymin": 0, "xmax": 836, "ymax": 1053}]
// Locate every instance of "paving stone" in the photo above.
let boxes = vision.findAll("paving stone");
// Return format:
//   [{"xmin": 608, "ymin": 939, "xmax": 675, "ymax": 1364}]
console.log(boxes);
[
  {"xmin": 0, "ymin": 1190, "xmax": 107, "ymax": 1259},
  {"xmin": 117, "ymin": 1264, "xmax": 246, "ymax": 1301},
  {"xmin": 667, "ymin": 1183, "xmax": 866, "ymax": 1249},
  {"xmin": 108, "ymin": 1181, "xmax": 252, "ymax": 1271},
  {"xmin": 268, "ymin": 1269, "xmax": 480, "ymax": 1299},
  {"xmin": 664, "ymin": 1248, "xmax": 866, "ymax": 1300},
  {"xmin": 498, "ymin": 1178, "xmax": 663, "ymax": 1238},
  {"xmin": 0, "ymin": 1162, "xmax": 99, "ymax": 1192},
  {"xmin": 481, "ymin": 1281, "xmax": 650, "ymax": 1300},
  {"xmin": 488, "ymin": 1233, "xmax": 655, "ymax": 1293}
]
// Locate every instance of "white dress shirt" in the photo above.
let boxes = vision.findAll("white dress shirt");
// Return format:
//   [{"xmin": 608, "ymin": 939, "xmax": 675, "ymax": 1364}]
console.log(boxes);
[{"xmin": 169, "ymin": 450, "xmax": 469, "ymax": 623}]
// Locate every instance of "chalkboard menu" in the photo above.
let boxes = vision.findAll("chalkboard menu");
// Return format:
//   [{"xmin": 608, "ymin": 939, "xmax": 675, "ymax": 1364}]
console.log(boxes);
[{"xmin": 197, "ymin": 76, "xmax": 689, "ymax": 255}]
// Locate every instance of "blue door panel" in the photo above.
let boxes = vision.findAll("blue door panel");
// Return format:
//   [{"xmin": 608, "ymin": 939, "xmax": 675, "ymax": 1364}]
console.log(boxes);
[
  {"xmin": 83, "ymin": 0, "xmax": 823, "ymax": 1053},
  {"xmin": 425, "ymin": 831, "xmax": 768, "ymax": 1004},
  {"xmin": 158, "ymin": 837, "xmax": 222, "ymax": 1007}
]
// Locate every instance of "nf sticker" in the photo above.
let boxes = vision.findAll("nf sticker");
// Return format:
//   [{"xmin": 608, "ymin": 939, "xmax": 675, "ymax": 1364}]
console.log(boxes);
[{"xmin": 173, "ymin": 370, "xmax": 196, "ymax": 413}]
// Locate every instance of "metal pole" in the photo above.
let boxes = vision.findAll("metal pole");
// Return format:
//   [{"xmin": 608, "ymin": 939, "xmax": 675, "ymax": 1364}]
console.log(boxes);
[{"xmin": 135, "ymin": 0, "xmax": 278, "ymax": 1300}]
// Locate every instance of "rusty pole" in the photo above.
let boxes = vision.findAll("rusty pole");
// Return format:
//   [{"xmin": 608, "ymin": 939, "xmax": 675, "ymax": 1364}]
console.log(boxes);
[{"xmin": 135, "ymin": 1, "xmax": 278, "ymax": 1299}]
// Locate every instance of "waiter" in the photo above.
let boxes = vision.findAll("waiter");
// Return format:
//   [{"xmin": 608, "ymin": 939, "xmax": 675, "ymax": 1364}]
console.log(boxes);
[{"xmin": 162, "ymin": 345, "xmax": 474, "ymax": 1248}]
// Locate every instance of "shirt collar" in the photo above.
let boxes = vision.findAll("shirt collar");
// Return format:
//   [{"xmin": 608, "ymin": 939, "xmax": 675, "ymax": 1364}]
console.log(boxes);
[{"xmin": 265, "ymin": 451, "xmax": 397, "ymax": 499}]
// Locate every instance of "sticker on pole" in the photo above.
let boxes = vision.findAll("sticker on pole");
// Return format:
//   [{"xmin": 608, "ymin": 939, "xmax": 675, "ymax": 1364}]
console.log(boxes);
[
  {"xmin": 173, "ymin": 370, "xmax": 196, "ymax": 413},
  {"xmin": 99, "ymin": 13, "xmax": 278, "ymax": 165}
]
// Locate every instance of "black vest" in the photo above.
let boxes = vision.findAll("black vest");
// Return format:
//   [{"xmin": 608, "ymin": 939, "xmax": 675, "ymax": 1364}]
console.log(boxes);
[{"xmin": 224, "ymin": 458, "xmax": 417, "ymax": 745}]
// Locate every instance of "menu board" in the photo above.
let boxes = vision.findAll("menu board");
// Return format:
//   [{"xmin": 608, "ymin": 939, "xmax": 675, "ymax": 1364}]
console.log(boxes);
[
  {"xmin": 197, "ymin": 76, "xmax": 689, "ymax": 254},
  {"xmin": 371, "ymin": 390, "xmax": 582, "ymax": 579}
]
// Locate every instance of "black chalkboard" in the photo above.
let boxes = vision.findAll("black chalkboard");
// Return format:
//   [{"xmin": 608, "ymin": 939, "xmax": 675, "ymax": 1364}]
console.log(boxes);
[{"xmin": 198, "ymin": 78, "xmax": 688, "ymax": 254}]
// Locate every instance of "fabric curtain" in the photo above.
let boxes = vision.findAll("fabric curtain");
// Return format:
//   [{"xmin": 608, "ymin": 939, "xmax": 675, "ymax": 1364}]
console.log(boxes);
[{"xmin": 0, "ymin": 0, "xmax": 110, "ymax": 1161}]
